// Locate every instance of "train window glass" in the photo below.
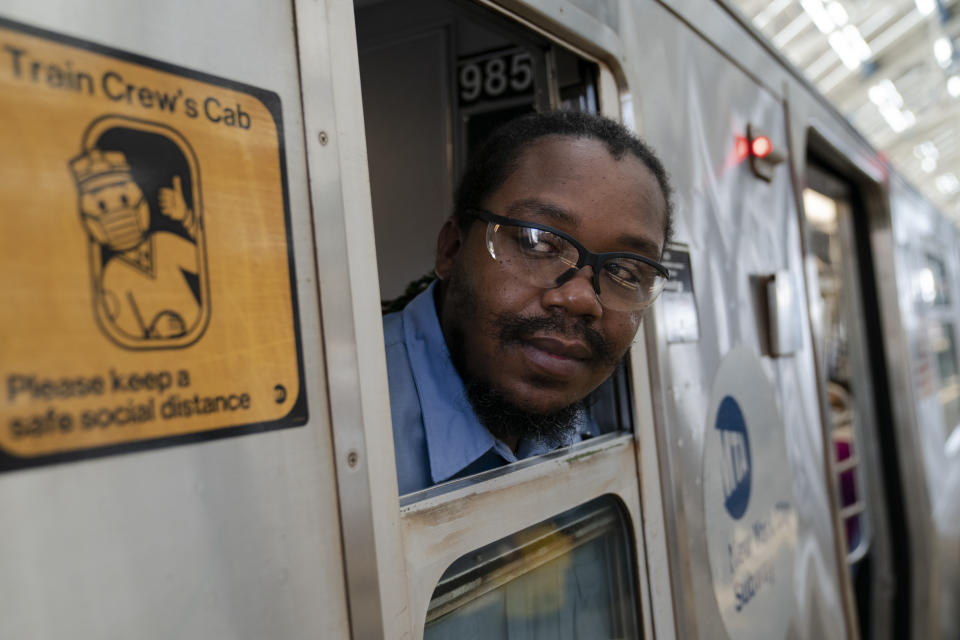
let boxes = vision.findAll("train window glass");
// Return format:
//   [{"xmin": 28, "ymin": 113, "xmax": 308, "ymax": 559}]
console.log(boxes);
[
  {"xmin": 356, "ymin": 0, "xmax": 634, "ymax": 496},
  {"xmin": 802, "ymin": 181, "xmax": 871, "ymax": 563},
  {"xmin": 555, "ymin": 49, "xmax": 598, "ymax": 112},
  {"xmin": 908, "ymin": 248, "xmax": 960, "ymax": 435},
  {"xmin": 917, "ymin": 252, "xmax": 951, "ymax": 308},
  {"xmin": 929, "ymin": 322, "xmax": 960, "ymax": 434},
  {"xmin": 423, "ymin": 495, "xmax": 640, "ymax": 638}
]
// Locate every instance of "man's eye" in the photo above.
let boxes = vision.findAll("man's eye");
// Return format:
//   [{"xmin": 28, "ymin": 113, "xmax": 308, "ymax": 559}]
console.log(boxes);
[
  {"xmin": 517, "ymin": 228, "xmax": 561, "ymax": 254},
  {"xmin": 604, "ymin": 261, "xmax": 645, "ymax": 289}
]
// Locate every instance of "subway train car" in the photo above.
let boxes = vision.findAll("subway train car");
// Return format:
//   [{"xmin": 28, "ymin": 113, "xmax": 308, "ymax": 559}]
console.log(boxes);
[{"xmin": 0, "ymin": 0, "xmax": 957, "ymax": 638}]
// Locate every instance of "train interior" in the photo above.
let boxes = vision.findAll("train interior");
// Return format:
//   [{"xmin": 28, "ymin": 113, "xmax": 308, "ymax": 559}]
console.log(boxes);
[{"xmin": 357, "ymin": 0, "xmax": 597, "ymax": 301}]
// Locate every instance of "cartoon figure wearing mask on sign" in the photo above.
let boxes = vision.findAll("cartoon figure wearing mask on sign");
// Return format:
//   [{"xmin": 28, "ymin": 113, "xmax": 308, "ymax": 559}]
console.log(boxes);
[{"xmin": 69, "ymin": 116, "xmax": 210, "ymax": 349}]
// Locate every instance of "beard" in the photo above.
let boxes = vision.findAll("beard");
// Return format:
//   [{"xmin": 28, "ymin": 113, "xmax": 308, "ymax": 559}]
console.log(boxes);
[
  {"xmin": 439, "ymin": 263, "xmax": 620, "ymax": 448},
  {"xmin": 462, "ymin": 378, "xmax": 585, "ymax": 449}
]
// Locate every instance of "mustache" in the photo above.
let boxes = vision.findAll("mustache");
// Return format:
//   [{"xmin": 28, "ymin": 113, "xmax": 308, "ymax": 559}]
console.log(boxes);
[{"xmin": 495, "ymin": 313, "xmax": 619, "ymax": 366}]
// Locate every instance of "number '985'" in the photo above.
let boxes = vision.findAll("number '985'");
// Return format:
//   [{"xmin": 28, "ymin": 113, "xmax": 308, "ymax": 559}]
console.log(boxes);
[{"xmin": 459, "ymin": 51, "xmax": 533, "ymax": 102}]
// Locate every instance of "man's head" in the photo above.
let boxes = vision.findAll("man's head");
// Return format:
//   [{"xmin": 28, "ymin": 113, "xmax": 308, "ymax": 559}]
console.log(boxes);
[{"xmin": 435, "ymin": 111, "xmax": 673, "ymax": 446}]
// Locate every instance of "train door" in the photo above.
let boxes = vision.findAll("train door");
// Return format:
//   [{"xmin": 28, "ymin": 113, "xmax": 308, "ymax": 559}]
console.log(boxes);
[
  {"xmin": 801, "ymin": 154, "xmax": 904, "ymax": 640},
  {"xmin": 353, "ymin": 0, "xmax": 662, "ymax": 638}
]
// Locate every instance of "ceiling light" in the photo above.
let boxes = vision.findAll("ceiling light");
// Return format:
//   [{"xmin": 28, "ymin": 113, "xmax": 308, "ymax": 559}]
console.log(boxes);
[
  {"xmin": 948, "ymin": 75, "xmax": 960, "ymax": 97},
  {"xmin": 826, "ymin": 2, "xmax": 848, "ymax": 27},
  {"xmin": 842, "ymin": 25, "xmax": 872, "ymax": 61},
  {"xmin": 868, "ymin": 80, "xmax": 915, "ymax": 133},
  {"xmin": 914, "ymin": 141, "xmax": 939, "ymax": 159},
  {"xmin": 915, "ymin": 0, "xmax": 936, "ymax": 16},
  {"xmin": 801, "ymin": 0, "xmax": 835, "ymax": 33},
  {"xmin": 869, "ymin": 79, "xmax": 903, "ymax": 107},
  {"xmin": 914, "ymin": 142, "xmax": 939, "ymax": 174},
  {"xmin": 934, "ymin": 37, "xmax": 953, "ymax": 68},
  {"xmin": 830, "ymin": 31, "xmax": 859, "ymax": 69},
  {"xmin": 879, "ymin": 105, "xmax": 914, "ymax": 132},
  {"xmin": 936, "ymin": 173, "xmax": 960, "ymax": 195}
]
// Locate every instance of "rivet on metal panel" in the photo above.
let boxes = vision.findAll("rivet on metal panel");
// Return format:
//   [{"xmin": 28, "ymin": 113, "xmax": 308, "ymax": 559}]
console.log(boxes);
[
  {"xmin": 346, "ymin": 450, "xmax": 359, "ymax": 468},
  {"xmin": 318, "ymin": 131, "xmax": 329, "ymax": 145}
]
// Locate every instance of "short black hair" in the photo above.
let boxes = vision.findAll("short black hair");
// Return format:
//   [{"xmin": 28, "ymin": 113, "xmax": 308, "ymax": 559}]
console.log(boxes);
[{"xmin": 453, "ymin": 110, "xmax": 674, "ymax": 249}]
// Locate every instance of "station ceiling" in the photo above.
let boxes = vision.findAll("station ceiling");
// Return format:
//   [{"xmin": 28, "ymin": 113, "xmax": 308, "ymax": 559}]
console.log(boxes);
[{"xmin": 728, "ymin": 0, "xmax": 960, "ymax": 225}]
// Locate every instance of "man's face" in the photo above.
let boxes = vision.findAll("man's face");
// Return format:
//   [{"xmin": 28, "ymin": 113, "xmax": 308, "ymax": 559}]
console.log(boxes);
[{"xmin": 436, "ymin": 135, "xmax": 667, "ymax": 416}]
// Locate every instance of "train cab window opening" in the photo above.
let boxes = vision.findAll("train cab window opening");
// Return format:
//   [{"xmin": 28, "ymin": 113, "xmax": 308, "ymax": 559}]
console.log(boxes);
[
  {"xmin": 424, "ymin": 495, "xmax": 641, "ymax": 639},
  {"xmin": 356, "ymin": 0, "xmax": 670, "ymax": 496}
]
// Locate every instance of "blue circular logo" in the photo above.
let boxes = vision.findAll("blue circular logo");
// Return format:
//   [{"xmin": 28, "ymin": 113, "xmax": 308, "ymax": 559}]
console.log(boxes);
[{"xmin": 715, "ymin": 395, "xmax": 751, "ymax": 520}]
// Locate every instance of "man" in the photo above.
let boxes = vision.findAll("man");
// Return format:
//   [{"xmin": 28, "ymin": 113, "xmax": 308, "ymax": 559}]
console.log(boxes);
[{"xmin": 385, "ymin": 111, "xmax": 674, "ymax": 495}]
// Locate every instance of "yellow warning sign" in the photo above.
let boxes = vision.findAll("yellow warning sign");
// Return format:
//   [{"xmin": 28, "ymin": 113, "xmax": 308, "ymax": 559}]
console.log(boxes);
[{"xmin": 0, "ymin": 19, "xmax": 306, "ymax": 469}]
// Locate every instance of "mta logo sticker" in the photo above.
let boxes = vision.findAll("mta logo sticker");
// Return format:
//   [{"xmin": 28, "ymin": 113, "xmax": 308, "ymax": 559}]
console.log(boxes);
[
  {"xmin": 716, "ymin": 395, "xmax": 751, "ymax": 519},
  {"xmin": 69, "ymin": 115, "xmax": 210, "ymax": 349}
]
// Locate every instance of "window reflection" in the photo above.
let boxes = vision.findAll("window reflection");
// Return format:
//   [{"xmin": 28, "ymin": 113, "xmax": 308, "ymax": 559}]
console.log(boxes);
[
  {"xmin": 931, "ymin": 322, "xmax": 960, "ymax": 434},
  {"xmin": 424, "ymin": 495, "xmax": 640, "ymax": 639}
]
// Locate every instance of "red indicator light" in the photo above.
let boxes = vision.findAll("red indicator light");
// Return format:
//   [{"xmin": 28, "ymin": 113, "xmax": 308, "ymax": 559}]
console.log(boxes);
[
  {"xmin": 751, "ymin": 136, "xmax": 773, "ymax": 158},
  {"xmin": 735, "ymin": 136, "xmax": 749, "ymax": 161}
]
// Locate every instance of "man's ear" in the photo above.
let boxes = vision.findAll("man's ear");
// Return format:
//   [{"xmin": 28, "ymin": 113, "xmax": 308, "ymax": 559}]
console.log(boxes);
[{"xmin": 435, "ymin": 216, "xmax": 463, "ymax": 281}]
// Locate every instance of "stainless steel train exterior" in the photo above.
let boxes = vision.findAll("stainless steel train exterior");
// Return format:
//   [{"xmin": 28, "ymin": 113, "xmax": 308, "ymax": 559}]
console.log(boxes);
[{"xmin": 0, "ymin": 0, "xmax": 957, "ymax": 639}]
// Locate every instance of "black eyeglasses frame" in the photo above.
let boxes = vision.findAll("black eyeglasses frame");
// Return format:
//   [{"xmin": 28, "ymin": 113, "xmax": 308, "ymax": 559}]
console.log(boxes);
[{"xmin": 467, "ymin": 208, "xmax": 670, "ymax": 299}]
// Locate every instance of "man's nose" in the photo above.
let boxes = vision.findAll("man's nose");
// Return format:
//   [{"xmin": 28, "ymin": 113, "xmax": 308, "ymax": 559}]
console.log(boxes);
[{"xmin": 541, "ymin": 266, "xmax": 603, "ymax": 319}]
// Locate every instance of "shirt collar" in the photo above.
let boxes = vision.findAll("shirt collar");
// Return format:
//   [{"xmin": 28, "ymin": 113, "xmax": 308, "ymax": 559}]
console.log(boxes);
[{"xmin": 401, "ymin": 281, "xmax": 584, "ymax": 484}]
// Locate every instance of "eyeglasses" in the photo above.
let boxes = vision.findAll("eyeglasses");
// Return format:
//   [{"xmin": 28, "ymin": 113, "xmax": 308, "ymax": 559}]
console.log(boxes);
[{"xmin": 469, "ymin": 208, "xmax": 669, "ymax": 312}]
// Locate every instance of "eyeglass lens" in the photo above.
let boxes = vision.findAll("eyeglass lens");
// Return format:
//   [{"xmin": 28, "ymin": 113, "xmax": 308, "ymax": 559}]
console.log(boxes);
[{"xmin": 484, "ymin": 222, "xmax": 666, "ymax": 311}]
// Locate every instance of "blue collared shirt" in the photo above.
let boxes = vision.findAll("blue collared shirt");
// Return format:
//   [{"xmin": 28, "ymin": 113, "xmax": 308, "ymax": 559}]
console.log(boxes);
[{"xmin": 384, "ymin": 282, "xmax": 585, "ymax": 495}]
